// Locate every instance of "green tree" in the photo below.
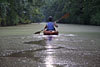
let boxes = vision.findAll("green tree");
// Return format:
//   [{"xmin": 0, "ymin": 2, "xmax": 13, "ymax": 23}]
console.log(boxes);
[{"xmin": 0, "ymin": 0, "xmax": 45, "ymax": 26}]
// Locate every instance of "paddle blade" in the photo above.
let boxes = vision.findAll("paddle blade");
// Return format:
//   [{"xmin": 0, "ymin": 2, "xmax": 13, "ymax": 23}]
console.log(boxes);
[
  {"xmin": 62, "ymin": 13, "xmax": 70, "ymax": 19},
  {"xmin": 34, "ymin": 31, "xmax": 41, "ymax": 34},
  {"xmin": 34, "ymin": 30, "xmax": 43, "ymax": 34}
]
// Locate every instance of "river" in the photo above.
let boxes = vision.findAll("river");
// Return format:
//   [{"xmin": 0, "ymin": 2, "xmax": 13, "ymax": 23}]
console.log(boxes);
[{"xmin": 0, "ymin": 23, "xmax": 100, "ymax": 67}]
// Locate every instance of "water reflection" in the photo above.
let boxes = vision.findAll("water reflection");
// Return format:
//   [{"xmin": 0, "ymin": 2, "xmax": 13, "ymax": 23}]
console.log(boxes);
[
  {"xmin": 45, "ymin": 45, "xmax": 54, "ymax": 67},
  {"xmin": 45, "ymin": 36, "xmax": 55, "ymax": 67},
  {"xmin": 48, "ymin": 36, "xmax": 53, "ymax": 41},
  {"xmin": 43, "ymin": 35, "xmax": 58, "ymax": 41},
  {"xmin": 45, "ymin": 55, "xmax": 54, "ymax": 67}
]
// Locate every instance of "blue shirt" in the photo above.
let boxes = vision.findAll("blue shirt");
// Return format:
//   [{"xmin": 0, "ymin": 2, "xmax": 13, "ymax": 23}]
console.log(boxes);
[{"xmin": 46, "ymin": 22, "xmax": 55, "ymax": 31}]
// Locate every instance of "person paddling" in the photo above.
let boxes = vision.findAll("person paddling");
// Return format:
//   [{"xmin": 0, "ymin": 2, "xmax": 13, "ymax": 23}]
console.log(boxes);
[
  {"xmin": 43, "ymin": 16, "xmax": 58, "ymax": 35},
  {"xmin": 34, "ymin": 13, "xmax": 69, "ymax": 34},
  {"xmin": 44, "ymin": 16, "xmax": 58, "ymax": 31}
]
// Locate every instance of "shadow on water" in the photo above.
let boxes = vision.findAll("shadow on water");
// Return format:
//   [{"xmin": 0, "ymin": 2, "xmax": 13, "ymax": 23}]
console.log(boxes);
[
  {"xmin": 1, "ymin": 35, "xmax": 66, "ymax": 67},
  {"xmin": 24, "ymin": 40, "xmax": 46, "ymax": 46},
  {"xmin": 3, "ymin": 35, "xmax": 63, "ymax": 57}
]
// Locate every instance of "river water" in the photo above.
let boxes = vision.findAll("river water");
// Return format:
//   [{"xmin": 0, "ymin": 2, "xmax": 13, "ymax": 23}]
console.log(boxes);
[{"xmin": 0, "ymin": 23, "xmax": 100, "ymax": 67}]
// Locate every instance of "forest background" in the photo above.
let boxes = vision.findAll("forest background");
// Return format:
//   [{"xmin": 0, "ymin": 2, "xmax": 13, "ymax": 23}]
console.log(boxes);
[{"xmin": 0, "ymin": 0, "xmax": 100, "ymax": 26}]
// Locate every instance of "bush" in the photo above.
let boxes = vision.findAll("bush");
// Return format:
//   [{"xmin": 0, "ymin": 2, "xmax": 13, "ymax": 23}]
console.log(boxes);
[
  {"xmin": 24, "ymin": 19, "xmax": 31, "ymax": 24},
  {"xmin": 91, "ymin": 12, "xmax": 100, "ymax": 25},
  {"xmin": 0, "ymin": 17, "xmax": 2, "ymax": 26}
]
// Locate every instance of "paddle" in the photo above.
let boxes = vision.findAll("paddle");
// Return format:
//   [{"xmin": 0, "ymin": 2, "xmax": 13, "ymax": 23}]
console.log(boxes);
[
  {"xmin": 34, "ymin": 29, "xmax": 43, "ymax": 34},
  {"xmin": 34, "ymin": 13, "xmax": 70, "ymax": 34},
  {"xmin": 55, "ymin": 13, "xmax": 70, "ymax": 22}
]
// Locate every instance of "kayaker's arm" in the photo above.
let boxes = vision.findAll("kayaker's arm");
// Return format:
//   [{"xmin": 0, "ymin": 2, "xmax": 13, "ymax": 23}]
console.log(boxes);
[
  {"xmin": 54, "ymin": 21, "xmax": 58, "ymax": 27},
  {"xmin": 44, "ymin": 25, "xmax": 47, "ymax": 30}
]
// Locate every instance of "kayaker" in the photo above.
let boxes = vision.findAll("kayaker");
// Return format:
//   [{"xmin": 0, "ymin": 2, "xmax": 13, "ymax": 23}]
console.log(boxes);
[{"xmin": 44, "ymin": 16, "xmax": 58, "ymax": 31}]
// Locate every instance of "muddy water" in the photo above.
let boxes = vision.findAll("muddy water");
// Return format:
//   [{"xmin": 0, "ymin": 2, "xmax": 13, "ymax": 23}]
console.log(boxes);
[{"xmin": 0, "ymin": 23, "xmax": 100, "ymax": 67}]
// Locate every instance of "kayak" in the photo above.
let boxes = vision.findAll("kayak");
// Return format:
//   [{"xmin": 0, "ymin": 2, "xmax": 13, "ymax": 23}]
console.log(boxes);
[{"xmin": 43, "ymin": 30, "xmax": 59, "ymax": 35}]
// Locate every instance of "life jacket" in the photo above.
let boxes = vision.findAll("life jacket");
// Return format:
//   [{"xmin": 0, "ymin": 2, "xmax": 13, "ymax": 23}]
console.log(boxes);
[{"xmin": 46, "ymin": 22, "xmax": 55, "ymax": 31}]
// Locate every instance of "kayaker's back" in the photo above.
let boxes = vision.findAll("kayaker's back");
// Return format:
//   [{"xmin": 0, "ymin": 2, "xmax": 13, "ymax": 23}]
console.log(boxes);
[{"xmin": 46, "ymin": 22, "xmax": 55, "ymax": 31}]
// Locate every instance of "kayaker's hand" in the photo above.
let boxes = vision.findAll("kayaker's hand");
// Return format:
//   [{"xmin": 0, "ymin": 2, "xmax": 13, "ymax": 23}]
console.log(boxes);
[
  {"xmin": 54, "ymin": 21, "xmax": 56, "ymax": 24},
  {"xmin": 54, "ymin": 23, "xmax": 58, "ymax": 28}
]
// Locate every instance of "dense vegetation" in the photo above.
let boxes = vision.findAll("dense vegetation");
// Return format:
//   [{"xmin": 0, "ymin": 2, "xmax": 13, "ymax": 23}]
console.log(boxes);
[
  {"xmin": 0, "ymin": 0, "xmax": 100, "ymax": 26},
  {"xmin": 42, "ymin": 0, "xmax": 100, "ymax": 25},
  {"xmin": 0, "ymin": 0, "xmax": 45, "ymax": 26}
]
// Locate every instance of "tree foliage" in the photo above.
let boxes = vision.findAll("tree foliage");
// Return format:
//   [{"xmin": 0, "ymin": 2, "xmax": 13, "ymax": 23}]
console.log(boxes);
[
  {"xmin": 0, "ymin": 0, "xmax": 100, "ymax": 26},
  {"xmin": 42, "ymin": 0, "xmax": 100, "ymax": 25},
  {"xmin": 0, "ymin": 0, "xmax": 45, "ymax": 26}
]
